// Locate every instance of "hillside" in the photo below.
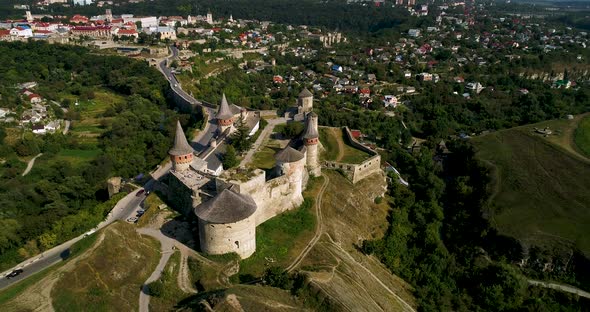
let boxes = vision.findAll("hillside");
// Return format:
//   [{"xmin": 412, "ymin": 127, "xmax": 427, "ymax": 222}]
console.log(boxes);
[{"xmin": 473, "ymin": 116, "xmax": 590, "ymax": 256}]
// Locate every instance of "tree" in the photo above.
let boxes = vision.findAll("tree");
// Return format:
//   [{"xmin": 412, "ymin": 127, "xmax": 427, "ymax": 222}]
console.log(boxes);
[
  {"xmin": 222, "ymin": 145, "xmax": 239, "ymax": 169},
  {"xmin": 230, "ymin": 118, "xmax": 253, "ymax": 153}
]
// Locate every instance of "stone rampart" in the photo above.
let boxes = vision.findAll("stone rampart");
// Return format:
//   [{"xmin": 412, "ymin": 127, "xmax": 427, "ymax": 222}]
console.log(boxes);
[{"xmin": 322, "ymin": 127, "xmax": 382, "ymax": 184}]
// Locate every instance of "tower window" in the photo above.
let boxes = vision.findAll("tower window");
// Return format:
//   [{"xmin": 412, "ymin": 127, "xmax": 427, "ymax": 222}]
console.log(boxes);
[{"xmin": 235, "ymin": 241, "xmax": 240, "ymax": 248}]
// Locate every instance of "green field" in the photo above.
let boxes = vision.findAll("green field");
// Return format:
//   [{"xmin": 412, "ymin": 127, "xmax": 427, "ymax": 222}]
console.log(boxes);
[
  {"xmin": 319, "ymin": 127, "xmax": 370, "ymax": 164},
  {"xmin": 67, "ymin": 90, "xmax": 124, "ymax": 145},
  {"xmin": 237, "ymin": 177, "xmax": 323, "ymax": 280},
  {"xmin": 55, "ymin": 148, "xmax": 101, "ymax": 165},
  {"xmin": 474, "ymin": 121, "xmax": 590, "ymax": 256},
  {"xmin": 574, "ymin": 116, "xmax": 590, "ymax": 158}
]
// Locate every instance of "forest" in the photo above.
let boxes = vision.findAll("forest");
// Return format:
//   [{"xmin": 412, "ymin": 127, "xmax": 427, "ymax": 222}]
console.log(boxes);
[{"xmin": 0, "ymin": 42, "xmax": 199, "ymax": 270}]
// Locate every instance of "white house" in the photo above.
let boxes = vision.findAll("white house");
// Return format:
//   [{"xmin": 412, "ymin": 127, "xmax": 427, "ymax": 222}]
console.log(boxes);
[
  {"xmin": 10, "ymin": 27, "xmax": 33, "ymax": 38},
  {"xmin": 383, "ymin": 95, "xmax": 398, "ymax": 108}
]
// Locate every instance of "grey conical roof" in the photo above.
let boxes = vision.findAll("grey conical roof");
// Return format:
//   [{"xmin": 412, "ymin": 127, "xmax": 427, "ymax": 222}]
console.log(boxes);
[
  {"xmin": 303, "ymin": 113, "xmax": 319, "ymax": 139},
  {"xmin": 194, "ymin": 189, "xmax": 257, "ymax": 224},
  {"xmin": 169, "ymin": 121, "xmax": 194, "ymax": 156},
  {"xmin": 298, "ymin": 88, "xmax": 313, "ymax": 98},
  {"xmin": 216, "ymin": 93, "xmax": 234, "ymax": 120},
  {"xmin": 274, "ymin": 146, "xmax": 304, "ymax": 163}
]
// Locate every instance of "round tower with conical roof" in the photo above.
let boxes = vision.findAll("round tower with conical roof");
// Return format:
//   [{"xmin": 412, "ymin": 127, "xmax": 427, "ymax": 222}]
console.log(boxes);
[
  {"xmin": 274, "ymin": 146, "xmax": 306, "ymax": 196},
  {"xmin": 195, "ymin": 188, "xmax": 257, "ymax": 259},
  {"xmin": 297, "ymin": 88, "xmax": 313, "ymax": 114},
  {"xmin": 169, "ymin": 120, "xmax": 194, "ymax": 172},
  {"xmin": 303, "ymin": 112, "xmax": 321, "ymax": 177},
  {"xmin": 216, "ymin": 94, "xmax": 235, "ymax": 135}
]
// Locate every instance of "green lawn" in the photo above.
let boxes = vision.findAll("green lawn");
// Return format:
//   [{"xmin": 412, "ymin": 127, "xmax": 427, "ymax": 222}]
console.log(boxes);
[
  {"xmin": 250, "ymin": 146, "xmax": 278, "ymax": 170},
  {"xmin": 319, "ymin": 128, "xmax": 339, "ymax": 161},
  {"xmin": 474, "ymin": 125, "xmax": 590, "ymax": 256},
  {"xmin": 574, "ymin": 116, "xmax": 590, "ymax": 158},
  {"xmin": 237, "ymin": 178, "xmax": 324, "ymax": 280},
  {"xmin": 319, "ymin": 127, "xmax": 370, "ymax": 163},
  {"xmin": 52, "ymin": 148, "xmax": 101, "ymax": 167}
]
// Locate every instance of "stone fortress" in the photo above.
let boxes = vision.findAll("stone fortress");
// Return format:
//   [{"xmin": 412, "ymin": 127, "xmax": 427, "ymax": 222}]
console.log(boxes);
[{"xmin": 166, "ymin": 89, "xmax": 379, "ymax": 258}]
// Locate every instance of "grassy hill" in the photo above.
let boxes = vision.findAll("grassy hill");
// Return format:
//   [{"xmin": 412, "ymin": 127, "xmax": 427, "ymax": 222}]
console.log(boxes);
[
  {"xmin": 574, "ymin": 115, "xmax": 590, "ymax": 158},
  {"xmin": 474, "ymin": 117, "xmax": 590, "ymax": 256}
]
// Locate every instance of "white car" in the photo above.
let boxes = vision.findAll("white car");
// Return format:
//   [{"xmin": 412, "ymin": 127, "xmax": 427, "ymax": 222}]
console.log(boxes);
[{"xmin": 126, "ymin": 217, "xmax": 138, "ymax": 223}]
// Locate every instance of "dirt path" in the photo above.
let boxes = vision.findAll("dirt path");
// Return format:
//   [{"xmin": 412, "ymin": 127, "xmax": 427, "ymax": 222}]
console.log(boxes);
[
  {"xmin": 3, "ymin": 232, "xmax": 106, "ymax": 312},
  {"xmin": 177, "ymin": 252, "xmax": 197, "ymax": 294},
  {"xmin": 136, "ymin": 228, "xmax": 175, "ymax": 312},
  {"xmin": 323, "ymin": 234, "xmax": 417, "ymax": 312},
  {"xmin": 529, "ymin": 280, "xmax": 590, "ymax": 299},
  {"xmin": 285, "ymin": 175, "xmax": 330, "ymax": 273},
  {"xmin": 22, "ymin": 153, "xmax": 43, "ymax": 176},
  {"xmin": 332, "ymin": 128, "xmax": 345, "ymax": 162}
]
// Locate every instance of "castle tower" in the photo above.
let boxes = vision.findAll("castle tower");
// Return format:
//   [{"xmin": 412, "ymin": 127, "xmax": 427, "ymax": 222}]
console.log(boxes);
[
  {"xmin": 216, "ymin": 94, "xmax": 235, "ymax": 135},
  {"xmin": 297, "ymin": 88, "xmax": 313, "ymax": 115},
  {"xmin": 229, "ymin": 14, "xmax": 234, "ymax": 23},
  {"xmin": 169, "ymin": 120, "xmax": 194, "ymax": 172},
  {"xmin": 105, "ymin": 9, "xmax": 112, "ymax": 23},
  {"xmin": 26, "ymin": 11, "xmax": 33, "ymax": 23},
  {"xmin": 206, "ymin": 11, "xmax": 213, "ymax": 24},
  {"xmin": 195, "ymin": 188, "xmax": 257, "ymax": 259},
  {"xmin": 303, "ymin": 112, "xmax": 321, "ymax": 177},
  {"xmin": 274, "ymin": 146, "xmax": 305, "ymax": 197}
]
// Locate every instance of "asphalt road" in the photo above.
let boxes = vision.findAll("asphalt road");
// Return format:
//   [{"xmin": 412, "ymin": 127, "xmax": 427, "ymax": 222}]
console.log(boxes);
[{"xmin": 0, "ymin": 189, "xmax": 148, "ymax": 291}]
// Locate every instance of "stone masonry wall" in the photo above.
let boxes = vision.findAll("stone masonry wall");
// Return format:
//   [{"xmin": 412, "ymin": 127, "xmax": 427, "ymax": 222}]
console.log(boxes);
[
  {"xmin": 198, "ymin": 216, "xmax": 256, "ymax": 259},
  {"xmin": 321, "ymin": 127, "xmax": 382, "ymax": 184}
]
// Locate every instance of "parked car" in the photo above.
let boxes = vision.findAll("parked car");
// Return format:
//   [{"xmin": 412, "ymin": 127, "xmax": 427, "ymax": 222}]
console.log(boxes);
[
  {"xmin": 126, "ymin": 217, "xmax": 138, "ymax": 223},
  {"xmin": 6, "ymin": 269, "xmax": 23, "ymax": 279},
  {"xmin": 145, "ymin": 190, "xmax": 151, "ymax": 196},
  {"xmin": 136, "ymin": 189, "xmax": 145, "ymax": 196}
]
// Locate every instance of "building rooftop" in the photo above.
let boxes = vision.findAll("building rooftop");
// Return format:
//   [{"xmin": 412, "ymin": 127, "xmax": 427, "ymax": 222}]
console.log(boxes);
[
  {"xmin": 298, "ymin": 88, "xmax": 313, "ymax": 98},
  {"xmin": 171, "ymin": 168, "xmax": 210, "ymax": 190},
  {"xmin": 169, "ymin": 120, "xmax": 194, "ymax": 156},
  {"xmin": 274, "ymin": 146, "xmax": 304, "ymax": 163},
  {"xmin": 215, "ymin": 93, "xmax": 234, "ymax": 120},
  {"xmin": 194, "ymin": 188, "xmax": 257, "ymax": 224},
  {"xmin": 302, "ymin": 112, "xmax": 319, "ymax": 139}
]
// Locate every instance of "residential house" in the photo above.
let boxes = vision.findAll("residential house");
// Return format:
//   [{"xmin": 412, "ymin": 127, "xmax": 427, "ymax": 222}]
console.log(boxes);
[
  {"xmin": 10, "ymin": 26, "xmax": 33, "ymax": 38},
  {"xmin": 466, "ymin": 82, "xmax": 484, "ymax": 94},
  {"xmin": 383, "ymin": 95, "xmax": 398, "ymax": 108},
  {"xmin": 408, "ymin": 29, "xmax": 420, "ymax": 37}
]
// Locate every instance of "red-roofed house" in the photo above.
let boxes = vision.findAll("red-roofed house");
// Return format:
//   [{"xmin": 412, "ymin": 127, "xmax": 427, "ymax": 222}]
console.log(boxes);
[
  {"xmin": 359, "ymin": 87, "xmax": 371, "ymax": 98},
  {"xmin": 115, "ymin": 28, "xmax": 138, "ymax": 39},
  {"xmin": 28, "ymin": 93, "xmax": 42, "ymax": 104},
  {"xmin": 10, "ymin": 27, "xmax": 33, "ymax": 38},
  {"xmin": 0, "ymin": 29, "xmax": 10, "ymax": 40},
  {"xmin": 71, "ymin": 26, "xmax": 111, "ymax": 38},
  {"xmin": 350, "ymin": 129, "xmax": 362, "ymax": 140},
  {"xmin": 70, "ymin": 15, "xmax": 89, "ymax": 24}
]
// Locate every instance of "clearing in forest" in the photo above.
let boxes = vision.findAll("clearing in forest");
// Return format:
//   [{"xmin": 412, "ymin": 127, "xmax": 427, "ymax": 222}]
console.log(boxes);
[{"xmin": 474, "ymin": 116, "xmax": 590, "ymax": 256}]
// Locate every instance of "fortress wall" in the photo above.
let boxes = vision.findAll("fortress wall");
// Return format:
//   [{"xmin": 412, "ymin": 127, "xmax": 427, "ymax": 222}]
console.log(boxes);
[
  {"xmin": 168, "ymin": 173, "xmax": 196, "ymax": 215},
  {"xmin": 198, "ymin": 216, "xmax": 256, "ymax": 259},
  {"xmin": 320, "ymin": 127, "xmax": 382, "ymax": 184},
  {"xmin": 342, "ymin": 126, "xmax": 378, "ymax": 156},
  {"xmin": 351, "ymin": 154, "xmax": 382, "ymax": 184}
]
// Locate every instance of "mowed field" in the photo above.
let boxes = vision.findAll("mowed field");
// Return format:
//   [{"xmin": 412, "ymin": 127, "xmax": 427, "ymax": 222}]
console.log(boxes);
[{"xmin": 474, "ymin": 116, "xmax": 590, "ymax": 256}]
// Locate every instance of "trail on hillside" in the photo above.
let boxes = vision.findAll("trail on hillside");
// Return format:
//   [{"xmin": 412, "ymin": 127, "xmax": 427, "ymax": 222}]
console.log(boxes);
[
  {"xmin": 22, "ymin": 153, "xmax": 43, "ymax": 176},
  {"xmin": 177, "ymin": 253, "xmax": 197, "ymax": 294},
  {"xmin": 285, "ymin": 175, "xmax": 329, "ymax": 273},
  {"xmin": 332, "ymin": 128, "xmax": 345, "ymax": 162}
]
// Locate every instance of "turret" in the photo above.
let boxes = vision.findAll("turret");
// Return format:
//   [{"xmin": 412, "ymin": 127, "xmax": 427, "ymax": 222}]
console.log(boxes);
[
  {"xmin": 216, "ymin": 94, "xmax": 235, "ymax": 134},
  {"xmin": 303, "ymin": 112, "xmax": 321, "ymax": 176},
  {"xmin": 274, "ymin": 146, "xmax": 305, "ymax": 195},
  {"xmin": 297, "ymin": 88, "xmax": 313, "ymax": 114},
  {"xmin": 169, "ymin": 120, "xmax": 194, "ymax": 171}
]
